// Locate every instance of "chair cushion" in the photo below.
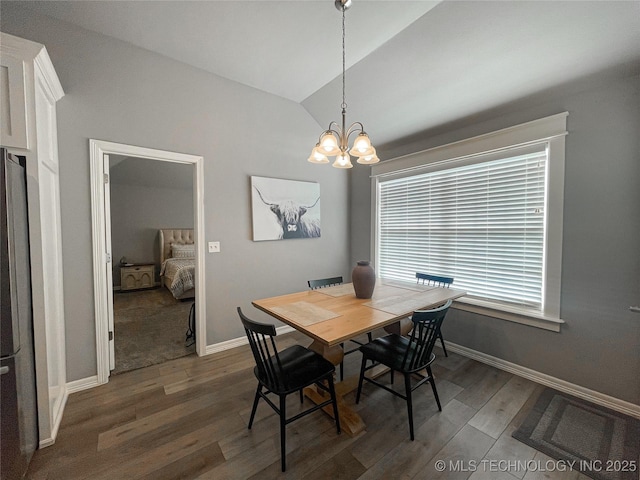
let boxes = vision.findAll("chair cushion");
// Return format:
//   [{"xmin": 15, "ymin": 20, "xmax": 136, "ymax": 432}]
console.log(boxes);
[
  {"xmin": 254, "ymin": 345, "xmax": 335, "ymax": 393},
  {"xmin": 360, "ymin": 334, "xmax": 436, "ymax": 373}
]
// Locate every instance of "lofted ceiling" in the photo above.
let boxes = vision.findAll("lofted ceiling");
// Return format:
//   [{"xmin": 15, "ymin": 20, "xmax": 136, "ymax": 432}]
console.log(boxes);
[{"xmin": 15, "ymin": 0, "xmax": 640, "ymax": 149}]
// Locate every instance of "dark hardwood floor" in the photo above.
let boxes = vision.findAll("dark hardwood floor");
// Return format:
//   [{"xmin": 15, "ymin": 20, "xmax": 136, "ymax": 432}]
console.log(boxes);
[{"xmin": 26, "ymin": 330, "xmax": 591, "ymax": 480}]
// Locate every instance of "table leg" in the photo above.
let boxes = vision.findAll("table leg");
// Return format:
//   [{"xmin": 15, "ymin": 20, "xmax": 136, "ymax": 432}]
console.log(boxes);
[
  {"xmin": 303, "ymin": 385, "xmax": 366, "ymax": 436},
  {"xmin": 306, "ymin": 339, "xmax": 391, "ymax": 436},
  {"xmin": 308, "ymin": 341, "xmax": 344, "ymax": 366},
  {"xmin": 383, "ymin": 317, "xmax": 413, "ymax": 336}
]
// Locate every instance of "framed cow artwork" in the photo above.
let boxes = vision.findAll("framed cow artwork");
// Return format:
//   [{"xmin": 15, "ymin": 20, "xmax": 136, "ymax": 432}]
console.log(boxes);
[{"xmin": 251, "ymin": 176, "xmax": 321, "ymax": 241}]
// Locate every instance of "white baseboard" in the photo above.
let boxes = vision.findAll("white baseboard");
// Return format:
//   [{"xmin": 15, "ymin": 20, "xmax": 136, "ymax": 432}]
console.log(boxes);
[
  {"xmin": 445, "ymin": 341, "xmax": 640, "ymax": 419},
  {"xmin": 62, "ymin": 331, "xmax": 638, "ymax": 422},
  {"xmin": 67, "ymin": 375, "xmax": 100, "ymax": 394},
  {"xmin": 38, "ymin": 386, "xmax": 69, "ymax": 449},
  {"xmin": 204, "ymin": 325, "xmax": 295, "ymax": 356},
  {"xmin": 62, "ymin": 327, "xmax": 297, "ymax": 395},
  {"xmin": 39, "ymin": 437, "xmax": 55, "ymax": 448},
  {"xmin": 113, "ymin": 281, "xmax": 161, "ymax": 292}
]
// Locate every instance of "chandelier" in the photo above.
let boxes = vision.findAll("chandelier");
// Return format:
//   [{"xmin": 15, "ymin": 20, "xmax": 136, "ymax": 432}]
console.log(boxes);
[{"xmin": 308, "ymin": 0, "xmax": 379, "ymax": 169}]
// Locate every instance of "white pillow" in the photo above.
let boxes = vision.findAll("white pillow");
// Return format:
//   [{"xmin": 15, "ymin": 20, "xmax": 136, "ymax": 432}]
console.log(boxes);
[{"xmin": 171, "ymin": 243, "xmax": 195, "ymax": 258}]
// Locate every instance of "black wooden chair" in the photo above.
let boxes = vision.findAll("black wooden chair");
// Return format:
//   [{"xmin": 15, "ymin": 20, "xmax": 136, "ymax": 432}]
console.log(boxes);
[
  {"xmin": 238, "ymin": 307, "xmax": 341, "ymax": 472},
  {"xmin": 307, "ymin": 276, "xmax": 372, "ymax": 381},
  {"xmin": 307, "ymin": 276, "xmax": 343, "ymax": 289},
  {"xmin": 416, "ymin": 272, "xmax": 454, "ymax": 356},
  {"xmin": 416, "ymin": 272, "xmax": 454, "ymax": 288},
  {"xmin": 355, "ymin": 300, "xmax": 452, "ymax": 440}
]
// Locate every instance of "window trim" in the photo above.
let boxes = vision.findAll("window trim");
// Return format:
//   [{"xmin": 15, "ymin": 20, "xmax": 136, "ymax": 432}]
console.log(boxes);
[{"xmin": 371, "ymin": 113, "xmax": 567, "ymax": 331}]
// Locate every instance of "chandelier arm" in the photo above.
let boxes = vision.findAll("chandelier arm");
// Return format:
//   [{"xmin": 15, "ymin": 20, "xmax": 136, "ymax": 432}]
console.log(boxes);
[
  {"xmin": 345, "ymin": 122, "xmax": 365, "ymax": 138},
  {"xmin": 317, "ymin": 122, "xmax": 344, "ymax": 144},
  {"xmin": 328, "ymin": 121, "xmax": 344, "ymax": 135}
]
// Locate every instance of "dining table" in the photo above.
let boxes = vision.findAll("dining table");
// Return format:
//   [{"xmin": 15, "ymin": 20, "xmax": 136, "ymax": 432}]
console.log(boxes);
[{"xmin": 251, "ymin": 278, "xmax": 466, "ymax": 435}]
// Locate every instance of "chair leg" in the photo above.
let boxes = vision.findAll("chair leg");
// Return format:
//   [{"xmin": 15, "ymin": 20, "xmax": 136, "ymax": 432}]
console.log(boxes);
[
  {"xmin": 299, "ymin": 389, "xmax": 304, "ymax": 403},
  {"xmin": 355, "ymin": 355, "xmax": 367, "ymax": 404},
  {"xmin": 248, "ymin": 384, "xmax": 262, "ymax": 429},
  {"xmin": 340, "ymin": 343, "xmax": 345, "ymax": 381},
  {"xmin": 439, "ymin": 331, "xmax": 448, "ymax": 357},
  {"xmin": 327, "ymin": 375, "xmax": 341, "ymax": 434},
  {"xmin": 279, "ymin": 394, "xmax": 287, "ymax": 472},
  {"xmin": 367, "ymin": 332, "xmax": 372, "ymax": 342},
  {"xmin": 427, "ymin": 366, "xmax": 442, "ymax": 411},
  {"xmin": 404, "ymin": 373, "xmax": 415, "ymax": 441},
  {"xmin": 390, "ymin": 369, "xmax": 394, "ymax": 384}
]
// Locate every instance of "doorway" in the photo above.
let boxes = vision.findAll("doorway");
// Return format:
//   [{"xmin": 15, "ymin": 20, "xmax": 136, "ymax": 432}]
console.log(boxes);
[
  {"xmin": 90, "ymin": 140, "xmax": 206, "ymax": 385},
  {"xmin": 109, "ymin": 156, "xmax": 195, "ymax": 374}
]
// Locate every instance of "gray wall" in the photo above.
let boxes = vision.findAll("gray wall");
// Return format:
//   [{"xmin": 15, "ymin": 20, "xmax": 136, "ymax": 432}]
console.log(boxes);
[
  {"xmin": 3, "ymin": 3, "xmax": 638, "ymax": 405},
  {"xmin": 351, "ymin": 71, "xmax": 640, "ymax": 404},
  {"xmin": 1, "ymin": 5, "xmax": 351, "ymax": 382},
  {"xmin": 110, "ymin": 183, "xmax": 193, "ymax": 286}
]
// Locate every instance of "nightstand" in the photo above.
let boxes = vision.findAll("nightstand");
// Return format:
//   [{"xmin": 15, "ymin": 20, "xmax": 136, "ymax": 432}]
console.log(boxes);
[{"xmin": 120, "ymin": 264, "xmax": 155, "ymax": 291}]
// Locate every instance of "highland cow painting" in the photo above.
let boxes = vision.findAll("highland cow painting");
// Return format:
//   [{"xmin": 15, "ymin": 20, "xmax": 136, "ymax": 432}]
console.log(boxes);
[{"xmin": 251, "ymin": 176, "xmax": 321, "ymax": 241}]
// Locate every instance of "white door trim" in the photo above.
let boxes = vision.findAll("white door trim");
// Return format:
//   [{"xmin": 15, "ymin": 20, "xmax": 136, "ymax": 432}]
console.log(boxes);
[
  {"xmin": 102, "ymin": 154, "xmax": 115, "ymax": 370},
  {"xmin": 89, "ymin": 139, "xmax": 206, "ymax": 385}
]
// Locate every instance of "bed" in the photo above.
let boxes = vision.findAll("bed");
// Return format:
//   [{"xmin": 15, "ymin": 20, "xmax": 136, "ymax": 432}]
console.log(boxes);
[{"xmin": 159, "ymin": 229, "xmax": 195, "ymax": 300}]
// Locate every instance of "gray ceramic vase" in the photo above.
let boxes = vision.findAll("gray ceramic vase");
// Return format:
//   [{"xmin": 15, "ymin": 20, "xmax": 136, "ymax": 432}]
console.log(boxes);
[{"xmin": 352, "ymin": 261, "xmax": 376, "ymax": 299}]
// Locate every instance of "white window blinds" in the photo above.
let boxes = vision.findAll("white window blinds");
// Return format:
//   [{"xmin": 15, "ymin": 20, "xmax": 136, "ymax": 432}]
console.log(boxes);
[{"xmin": 378, "ymin": 145, "xmax": 548, "ymax": 309}]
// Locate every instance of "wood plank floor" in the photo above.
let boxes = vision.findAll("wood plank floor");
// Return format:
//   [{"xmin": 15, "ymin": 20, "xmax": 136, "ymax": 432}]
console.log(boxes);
[{"xmin": 26, "ymin": 330, "xmax": 592, "ymax": 480}]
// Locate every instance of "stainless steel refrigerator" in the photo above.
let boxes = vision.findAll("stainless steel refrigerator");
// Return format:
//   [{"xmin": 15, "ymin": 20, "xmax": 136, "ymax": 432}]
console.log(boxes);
[{"xmin": 1, "ymin": 148, "xmax": 38, "ymax": 480}]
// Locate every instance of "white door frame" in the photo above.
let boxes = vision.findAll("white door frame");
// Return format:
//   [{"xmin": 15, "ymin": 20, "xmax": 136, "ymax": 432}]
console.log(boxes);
[
  {"xmin": 102, "ymin": 153, "xmax": 116, "ymax": 370},
  {"xmin": 89, "ymin": 139, "xmax": 206, "ymax": 385}
]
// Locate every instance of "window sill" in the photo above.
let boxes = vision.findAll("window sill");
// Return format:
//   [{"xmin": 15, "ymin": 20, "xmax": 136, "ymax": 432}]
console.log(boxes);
[{"xmin": 452, "ymin": 297, "xmax": 564, "ymax": 332}]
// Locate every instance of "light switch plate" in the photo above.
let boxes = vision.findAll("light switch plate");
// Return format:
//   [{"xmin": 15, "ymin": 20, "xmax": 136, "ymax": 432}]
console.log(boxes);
[{"xmin": 208, "ymin": 241, "xmax": 220, "ymax": 253}]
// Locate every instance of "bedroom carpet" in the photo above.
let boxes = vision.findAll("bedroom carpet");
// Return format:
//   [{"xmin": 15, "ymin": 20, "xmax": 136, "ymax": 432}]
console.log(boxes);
[{"xmin": 112, "ymin": 287, "xmax": 195, "ymax": 375}]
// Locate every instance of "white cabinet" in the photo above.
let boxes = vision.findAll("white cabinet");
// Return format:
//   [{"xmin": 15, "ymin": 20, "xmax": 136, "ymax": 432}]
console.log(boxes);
[
  {"xmin": 120, "ymin": 264, "xmax": 155, "ymax": 291},
  {"xmin": 0, "ymin": 50, "xmax": 28, "ymax": 148},
  {"xmin": 0, "ymin": 32, "xmax": 66, "ymax": 448}
]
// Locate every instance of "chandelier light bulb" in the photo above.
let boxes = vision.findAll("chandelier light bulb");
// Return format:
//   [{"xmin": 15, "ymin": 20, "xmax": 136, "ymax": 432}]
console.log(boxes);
[
  {"xmin": 308, "ymin": 144, "xmax": 330, "ymax": 164},
  {"xmin": 356, "ymin": 147, "xmax": 380, "ymax": 164},
  {"xmin": 319, "ymin": 132, "xmax": 340, "ymax": 156},
  {"xmin": 355, "ymin": 133, "xmax": 371, "ymax": 151},
  {"xmin": 333, "ymin": 152, "xmax": 353, "ymax": 169},
  {"xmin": 348, "ymin": 132, "xmax": 374, "ymax": 157}
]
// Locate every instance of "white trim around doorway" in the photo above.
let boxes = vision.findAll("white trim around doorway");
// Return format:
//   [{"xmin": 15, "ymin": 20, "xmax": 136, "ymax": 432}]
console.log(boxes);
[{"xmin": 89, "ymin": 139, "xmax": 206, "ymax": 385}]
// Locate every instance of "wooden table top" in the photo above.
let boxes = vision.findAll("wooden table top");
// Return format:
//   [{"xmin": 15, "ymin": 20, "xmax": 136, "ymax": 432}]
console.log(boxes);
[{"xmin": 252, "ymin": 279, "xmax": 466, "ymax": 347}]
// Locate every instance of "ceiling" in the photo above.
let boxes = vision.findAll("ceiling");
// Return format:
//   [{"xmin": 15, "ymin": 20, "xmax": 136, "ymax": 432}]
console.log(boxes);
[{"xmin": 16, "ymin": 1, "xmax": 640, "ymax": 149}]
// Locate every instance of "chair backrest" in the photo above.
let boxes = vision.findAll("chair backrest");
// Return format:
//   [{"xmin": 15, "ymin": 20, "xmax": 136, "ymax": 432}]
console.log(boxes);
[
  {"xmin": 402, "ymin": 300, "xmax": 452, "ymax": 371},
  {"xmin": 237, "ymin": 307, "xmax": 284, "ymax": 390},
  {"xmin": 416, "ymin": 272, "xmax": 454, "ymax": 288},
  {"xmin": 308, "ymin": 276, "xmax": 343, "ymax": 289}
]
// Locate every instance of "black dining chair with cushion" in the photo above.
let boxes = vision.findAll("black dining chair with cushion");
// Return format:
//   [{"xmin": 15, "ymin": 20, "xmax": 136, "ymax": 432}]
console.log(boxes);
[
  {"xmin": 307, "ymin": 276, "xmax": 372, "ymax": 381},
  {"xmin": 237, "ymin": 307, "xmax": 340, "ymax": 472},
  {"xmin": 416, "ymin": 272, "xmax": 454, "ymax": 356},
  {"xmin": 355, "ymin": 300, "xmax": 452, "ymax": 440}
]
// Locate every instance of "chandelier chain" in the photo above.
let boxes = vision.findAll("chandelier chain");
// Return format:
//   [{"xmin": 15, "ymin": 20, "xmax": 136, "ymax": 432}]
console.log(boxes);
[{"xmin": 341, "ymin": 5, "xmax": 346, "ymax": 111}]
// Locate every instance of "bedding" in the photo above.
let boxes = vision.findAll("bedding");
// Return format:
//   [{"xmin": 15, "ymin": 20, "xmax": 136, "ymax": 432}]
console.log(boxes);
[
  {"xmin": 160, "ymin": 257, "xmax": 195, "ymax": 299},
  {"xmin": 159, "ymin": 229, "xmax": 196, "ymax": 299},
  {"xmin": 171, "ymin": 243, "xmax": 195, "ymax": 258}
]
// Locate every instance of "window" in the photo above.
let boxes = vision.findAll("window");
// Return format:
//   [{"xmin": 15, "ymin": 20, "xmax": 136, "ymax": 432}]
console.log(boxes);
[{"xmin": 372, "ymin": 113, "xmax": 567, "ymax": 331}]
